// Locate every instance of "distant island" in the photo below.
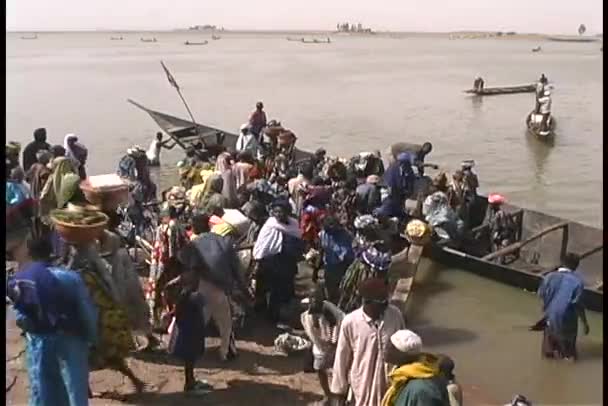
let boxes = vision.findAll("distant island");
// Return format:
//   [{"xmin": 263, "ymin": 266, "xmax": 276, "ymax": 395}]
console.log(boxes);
[
  {"xmin": 335, "ymin": 22, "xmax": 374, "ymax": 34},
  {"xmin": 188, "ymin": 25, "xmax": 224, "ymax": 31}
]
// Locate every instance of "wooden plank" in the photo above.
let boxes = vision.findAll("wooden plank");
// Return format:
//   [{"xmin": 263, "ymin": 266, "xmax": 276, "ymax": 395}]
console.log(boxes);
[{"xmin": 482, "ymin": 221, "xmax": 568, "ymax": 261}]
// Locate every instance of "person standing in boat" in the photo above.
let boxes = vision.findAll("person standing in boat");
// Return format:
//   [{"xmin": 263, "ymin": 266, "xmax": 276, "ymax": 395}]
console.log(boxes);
[
  {"xmin": 473, "ymin": 76, "xmax": 484, "ymax": 91},
  {"xmin": 248, "ymin": 101, "xmax": 267, "ymax": 141},
  {"xmin": 537, "ymin": 252, "xmax": 590, "ymax": 361},
  {"xmin": 538, "ymin": 88, "xmax": 552, "ymax": 132},
  {"xmin": 535, "ymin": 74, "xmax": 548, "ymax": 113},
  {"xmin": 146, "ymin": 132, "xmax": 176, "ymax": 167}
]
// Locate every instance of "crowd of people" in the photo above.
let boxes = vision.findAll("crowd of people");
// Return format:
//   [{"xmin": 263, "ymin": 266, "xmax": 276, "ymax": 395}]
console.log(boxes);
[{"xmin": 6, "ymin": 102, "xmax": 588, "ymax": 406}]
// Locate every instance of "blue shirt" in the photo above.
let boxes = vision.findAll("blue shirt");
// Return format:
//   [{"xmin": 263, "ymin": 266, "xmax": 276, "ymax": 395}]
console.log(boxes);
[
  {"xmin": 538, "ymin": 268, "xmax": 584, "ymax": 337},
  {"xmin": 49, "ymin": 267, "xmax": 98, "ymax": 345},
  {"xmin": 319, "ymin": 229, "xmax": 354, "ymax": 268}
]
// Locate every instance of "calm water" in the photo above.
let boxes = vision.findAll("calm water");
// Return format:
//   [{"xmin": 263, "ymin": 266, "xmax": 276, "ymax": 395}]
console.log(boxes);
[{"xmin": 7, "ymin": 32, "xmax": 603, "ymax": 403}]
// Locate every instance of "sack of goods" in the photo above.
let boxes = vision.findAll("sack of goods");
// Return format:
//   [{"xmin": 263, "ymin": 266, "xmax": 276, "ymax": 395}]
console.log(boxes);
[
  {"xmin": 274, "ymin": 332, "xmax": 311, "ymax": 355},
  {"xmin": 405, "ymin": 219, "xmax": 431, "ymax": 245}
]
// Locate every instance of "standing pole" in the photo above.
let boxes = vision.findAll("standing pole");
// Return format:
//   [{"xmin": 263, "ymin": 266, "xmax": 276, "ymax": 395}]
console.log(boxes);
[{"xmin": 160, "ymin": 60, "xmax": 207, "ymax": 149}]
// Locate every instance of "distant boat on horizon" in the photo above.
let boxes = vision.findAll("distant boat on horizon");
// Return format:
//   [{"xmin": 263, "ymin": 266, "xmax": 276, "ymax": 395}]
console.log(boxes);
[
  {"xmin": 546, "ymin": 35, "xmax": 599, "ymax": 43},
  {"xmin": 110, "ymin": 36, "xmax": 124, "ymax": 40},
  {"xmin": 21, "ymin": 34, "xmax": 38, "ymax": 40},
  {"xmin": 184, "ymin": 40, "xmax": 208, "ymax": 46},
  {"xmin": 140, "ymin": 37, "xmax": 157, "ymax": 43}
]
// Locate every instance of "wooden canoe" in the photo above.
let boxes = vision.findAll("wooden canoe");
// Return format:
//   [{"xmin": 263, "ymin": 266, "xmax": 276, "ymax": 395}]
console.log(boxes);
[
  {"xmin": 547, "ymin": 36, "xmax": 599, "ymax": 43},
  {"xmin": 185, "ymin": 40, "xmax": 208, "ymax": 46},
  {"xmin": 128, "ymin": 101, "xmax": 603, "ymax": 312},
  {"xmin": 424, "ymin": 195, "xmax": 603, "ymax": 312},
  {"xmin": 526, "ymin": 111, "xmax": 556, "ymax": 139},
  {"xmin": 465, "ymin": 84, "xmax": 536, "ymax": 96}
]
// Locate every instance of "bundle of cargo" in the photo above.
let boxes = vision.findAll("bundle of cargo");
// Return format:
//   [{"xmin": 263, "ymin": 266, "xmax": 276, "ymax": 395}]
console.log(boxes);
[
  {"xmin": 80, "ymin": 174, "xmax": 129, "ymax": 211},
  {"xmin": 50, "ymin": 207, "xmax": 109, "ymax": 244}
]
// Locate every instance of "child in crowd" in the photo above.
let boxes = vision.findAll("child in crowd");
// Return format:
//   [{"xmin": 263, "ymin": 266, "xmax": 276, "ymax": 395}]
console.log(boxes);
[
  {"xmin": 300, "ymin": 284, "xmax": 345, "ymax": 406},
  {"xmin": 438, "ymin": 354, "xmax": 463, "ymax": 406},
  {"xmin": 166, "ymin": 267, "xmax": 210, "ymax": 393}
]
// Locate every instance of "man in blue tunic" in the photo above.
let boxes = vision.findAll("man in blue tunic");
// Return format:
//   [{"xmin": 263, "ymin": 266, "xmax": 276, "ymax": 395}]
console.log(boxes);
[{"xmin": 537, "ymin": 252, "xmax": 590, "ymax": 360}]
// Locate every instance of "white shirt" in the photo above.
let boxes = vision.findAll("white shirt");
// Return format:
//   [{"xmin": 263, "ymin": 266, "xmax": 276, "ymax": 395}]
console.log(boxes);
[
  {"xmin": 146, "ymin": 139, "xmax": 161, "ymax": 161},
  {"xmin": 538, "ymin": 96, "xmax": 552, "ymax": 114},
  {"xmin": 235, "ymin": 132, "xmax": 262, "ymax": 159}
]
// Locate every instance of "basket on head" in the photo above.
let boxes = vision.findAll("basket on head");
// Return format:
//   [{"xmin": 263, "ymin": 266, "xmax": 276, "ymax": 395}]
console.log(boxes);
[
  {"xmin": 405, "ymin": 219, "xmax": 431, "ymax": 245},
  {"xmin": 50, "ymin": 208, "xmax": 109, "ymax": 245}
]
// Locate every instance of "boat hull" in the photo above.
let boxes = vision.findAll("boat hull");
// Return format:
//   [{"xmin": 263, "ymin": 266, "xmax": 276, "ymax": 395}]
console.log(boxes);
[
  {"xmin": 465, "ymin": 84, "xmax": 536, "ymax": 96},
  {"xmin": 424, "ymin": 195, "xmax": 602, "ymax": 312},
  {"xmin": 526, "ymin": 111, "xmax": 555, "ymax": 139}
]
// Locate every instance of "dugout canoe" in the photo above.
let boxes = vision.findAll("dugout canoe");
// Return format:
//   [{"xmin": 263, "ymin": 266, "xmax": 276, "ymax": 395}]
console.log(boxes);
[
  {"xmin": 128, "ymin": 100, "xmax": 603, "ymax": 312},
  {"xmin": 526, "ymin": 110, "xmax": 556, "ymax": 139},
  {"xmin": 424, "ymin": 194, "xmax": 603, "ymax": 312},
  {"xmin": 185, "ymin": 40, "xmax": 208, "ymax": 46},
  {"xmin": 464, "ymin": 84, "xmax": 536, "ymax": 96}
]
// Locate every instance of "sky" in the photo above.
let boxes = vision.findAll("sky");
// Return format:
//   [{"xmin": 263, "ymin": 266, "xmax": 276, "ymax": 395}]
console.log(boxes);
[{"xmin": 6, "ymin": 0, "xmax": 603, "ymax": 35}]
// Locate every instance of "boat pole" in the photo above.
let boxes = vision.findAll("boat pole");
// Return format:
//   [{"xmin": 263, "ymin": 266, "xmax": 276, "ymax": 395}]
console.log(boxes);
[{"xmin": 160, "ymin": 61, "xmax": 207, "ymax": 148}]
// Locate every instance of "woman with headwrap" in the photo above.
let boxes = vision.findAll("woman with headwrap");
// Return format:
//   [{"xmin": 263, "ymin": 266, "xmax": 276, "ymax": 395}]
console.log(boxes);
[
  {"xmin": 352, "ymin": 215, "xmax": 382, "ymax": 257},
  {"xmin": 216, "ymin": 152, "xmax": 238, "ymax": 208},
  {"xmin": 6, "ymin": 216, "xmax": 96, "ymax": 406},
  {"xmin": 338, "ymin": 245, "xmax": 392, "ymax": 314},
  {"xmin": 146, "ymin": 204, "xmax": 188, "ymax": 332},
  {"xmin": 64, "ymin": 134, "xmax": 88, "ymax": 180},
  {"xmin": 381, "ymin": 152, "xmax": 416, "ymax": 220},
  {"xmin": 22, "ymin": 128, "xmax": 51, "ymax": 172},
  {"xmin": 328, "ymin": 175, "xmax": 358, "ymax": 231},
  {"xmin": 98, "ymin": 230, "xmax": 154, "ymax": 346},
  {"xmin": 198, "ymin": 174, "xmax": 229, "ymax": 216},
  {"xmin": 39, "ymin": 157, "xmax": 83, "ymax": 219},
  {"xmin": 252, "ymin": 198, "xmax": 304, "ymax": 323},
  {"xmin": 63, "ymin": 240, "xmax": 148, "ymax": 395}
]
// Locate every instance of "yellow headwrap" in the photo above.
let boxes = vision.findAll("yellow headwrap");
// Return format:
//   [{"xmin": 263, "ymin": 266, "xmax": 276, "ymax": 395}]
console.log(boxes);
[{"xmin": 381, "ymin": 354, "xmax": 440, "ymax": 406}]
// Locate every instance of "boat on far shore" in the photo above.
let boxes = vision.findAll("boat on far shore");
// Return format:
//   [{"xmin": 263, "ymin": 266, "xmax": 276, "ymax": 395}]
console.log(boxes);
[
  {"xmin": 110, "ymin": 36, "xmax": 124, "ymax": 41},
  {"xmin": 546, "ymin": 36, "xmax": 599, "ymax": 43},
  {"xmin": 20, "ymin": 34, "xmax": 38, "ymax": 40},
  {"xmin": 464, "ymin": 84, "xmax": 536, "ymax": 96},
  {"xmin": 211, "ymin": 35, "xmax": 221, "ymax": 40},
  {"xmin": 301, "ymin": 37, "xmax": 331, "ymax": 44},
  {"xmin": 286, "ymin": 37, "xmax": 304, "ymax": 41},
  {"xmin": 140, "ymin": 37, "xmax": 158, "ymax": 43},
  {"xmin": 532, "ymin": 46, "xmax": 542, "ymax": 52},
  {"xmin": 184, "ymin": 40, "xmax": 208, "ymax": 46}
]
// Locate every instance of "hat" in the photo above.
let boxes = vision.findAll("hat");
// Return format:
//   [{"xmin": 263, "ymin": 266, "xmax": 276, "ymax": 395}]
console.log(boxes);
[
  {"xmin": 461, "ymin": 160, "xmax": 475, "ymax": 169},
  {"xmin": 488, "ymin": 193, "xmax": 506, "ymax": 205},
  {"xmin": 127, "ymin": 145, "xmax": 145, "ymax": 156},
  {"xmin": 354, "ymin": 215, "xmax": 379, "ymax": 230},
  {"xmin": 240, "ymin": 123, "xmax": 250, "ymax": 131},
  {"xmin": 270, "ymin": 198, "xmax": 291, "ymax": 211},
  {"xmin": 366, "ymin": 175, "xmax": 380, "ymax": 184},
  {"xmin": 362, "ymin": 246, "xmax": 392, "ymax": 272},
  {"xmin": 390, "ymin": 330, "xmax": 422, "ymax": 354}
]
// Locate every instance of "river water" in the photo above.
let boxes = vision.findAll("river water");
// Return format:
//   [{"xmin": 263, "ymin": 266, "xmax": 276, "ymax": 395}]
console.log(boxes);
[{"xmin": 7, "ymin": 31, "xmax": 603, "ymax": 404}]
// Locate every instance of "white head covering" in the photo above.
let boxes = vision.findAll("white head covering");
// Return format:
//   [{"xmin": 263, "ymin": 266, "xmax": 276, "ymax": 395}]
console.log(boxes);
[
  {"xmin": 390, "ymin": 329, "xmax": 423, "ymax": 353},
  {"xmin": 240, "ymin": 123, "xmax": 250, "ymax": 132}
]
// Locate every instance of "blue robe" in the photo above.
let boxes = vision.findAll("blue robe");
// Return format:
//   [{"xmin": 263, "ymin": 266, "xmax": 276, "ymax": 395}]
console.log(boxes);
[{"xmin": 9, "ymin": 263, "xmax": 96, "ymax": 406}]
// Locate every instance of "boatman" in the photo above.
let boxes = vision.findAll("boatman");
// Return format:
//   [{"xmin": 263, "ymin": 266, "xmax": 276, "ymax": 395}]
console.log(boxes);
[
  {"xmin": 473, "ymin": 76, "xmax": 484, "ymax": 91},
  {"xmin": 535, "ymin": 74, "xmax": 548, "ymax": 113},
  {"xmin": 248, "ymin": 101, "xmax": 267, "ymax": 141},
  {"xmin": 146, "ymin": 132, "xmax": 176, "ymax": 167},
  {"xmin": 536, "ymin": 252, "xmax": 590, "ymax": 361},
  {"xmin": 538, "ymin": 88, "xmax": 552, "ymax": 132}
]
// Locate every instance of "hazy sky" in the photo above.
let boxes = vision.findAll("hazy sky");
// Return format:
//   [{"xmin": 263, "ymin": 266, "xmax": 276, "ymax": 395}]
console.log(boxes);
[{"xmin": 6, "ymin": 0, "xmax": 603, "ymax": 34}]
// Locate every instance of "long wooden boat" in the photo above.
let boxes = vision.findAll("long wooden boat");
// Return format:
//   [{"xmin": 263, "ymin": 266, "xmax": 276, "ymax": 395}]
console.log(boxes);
[
  {"xmin": 464, "ymin": 84, "xmax": 536, "ymax": 96},
  {"xmin": 547, "ymin": 36, "xmax": 599, "ymax": 43},
  {"xmin": 424, "ymin": 195, "xmax": 603, "ymax": 312},
  {"xmin": 526, "ymin": 110, "xmax": 556, "ymax": 139},
  {"xmin": 128, "ymin": 100, "xmax": 603, "ymax": 312},
  {"xmin": 184, "ymin": 40, "xmax": 208, "ymax": 46},
  {"xmin": 286, "ymin": 37, "xmax": 304, "ymax": 42},
  {"xmin": 302, "ymin": 38, "xmax": 331, "ymax": 44}
]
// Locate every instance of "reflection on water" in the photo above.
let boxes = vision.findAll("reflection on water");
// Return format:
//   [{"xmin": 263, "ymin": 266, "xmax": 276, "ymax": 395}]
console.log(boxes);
[{"xmin": 407, "ymin": 260, "xmax": 603, "ymax": 404}]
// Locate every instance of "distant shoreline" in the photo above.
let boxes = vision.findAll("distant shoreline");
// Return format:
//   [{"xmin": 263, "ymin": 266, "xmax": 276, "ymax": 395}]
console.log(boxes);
[{"xmin": 6, "ymin": 29, "xmax": 602, "ymax": 38}]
